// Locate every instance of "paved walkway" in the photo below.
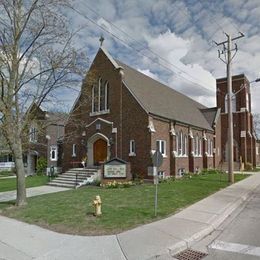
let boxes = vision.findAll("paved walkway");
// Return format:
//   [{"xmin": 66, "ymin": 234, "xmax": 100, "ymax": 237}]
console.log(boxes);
[
  {"xmin": 0, "ymin": 186, "xmax": 70, "ymax": 203},
  {"xmin": 0, "ymin": 172, "xmax": 259, "ymax": 260}
]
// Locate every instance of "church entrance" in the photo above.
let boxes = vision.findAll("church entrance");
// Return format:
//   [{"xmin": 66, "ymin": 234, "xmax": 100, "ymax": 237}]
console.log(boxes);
[{"xmin": 93, "ymin": 139, "xmax": 107, "ymax": 165}]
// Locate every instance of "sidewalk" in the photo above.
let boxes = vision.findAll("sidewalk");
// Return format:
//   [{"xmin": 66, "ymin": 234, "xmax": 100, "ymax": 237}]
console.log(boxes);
[
  {"xmin": 0, "ymin": 172, "xmax": 259, "ymax": 260},
  {"xmin": 0, "ymin": 186, "xmax": 70, "ymax": 203}
]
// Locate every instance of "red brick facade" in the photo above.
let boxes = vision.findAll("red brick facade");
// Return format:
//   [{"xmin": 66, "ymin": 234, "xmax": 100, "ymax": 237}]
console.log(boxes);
[
  {"xmin": 62, "ymin": 48, "xmax": 222, "ymax": 179},
  {"xmin": 217, "ymin": 74, "xmax": 256, "ymax": 167}
]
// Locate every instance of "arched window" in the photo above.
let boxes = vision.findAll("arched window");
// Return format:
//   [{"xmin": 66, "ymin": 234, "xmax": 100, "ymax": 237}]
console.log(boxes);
[
  {"xmin": 182, "ymin": 135, "xmax": 187, "ymax": 156},
  {"xmin": 99, "ymin": 79, "xmax": 106, "ymax": 111},
  {"xmin": 92, "ymin": 85, "xmax": 99, "ymax": 112},
  {"xmin": 105, "ymin": 81, "xmax": 109, "ymax": 110},
  {"xmin": 195, "ymin": 134, "xmax": 199, "ymax": 156},
  {"xmin": 92, "ymin": 78, "xmax": 109, "ymax": 113},
  {"xmin": 178, "ymin": 131, "xmax": 182, "ymax": 156},
  {"xmin": 199, "ymin": 138, "xmax": 202, "ymax": 156}
]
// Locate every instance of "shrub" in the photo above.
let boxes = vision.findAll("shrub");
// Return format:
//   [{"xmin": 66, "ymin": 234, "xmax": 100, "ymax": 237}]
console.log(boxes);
[
  {"xmin": 101, "ymin": 180, "xmax": 135, "ymax": 189},
  {"xmin": 36, "ymin": 157, "xmax": 47, "ymax": 176},
  {"xmin": 92, "ymin": 179, "xmax": 101, "ymax": 186}
]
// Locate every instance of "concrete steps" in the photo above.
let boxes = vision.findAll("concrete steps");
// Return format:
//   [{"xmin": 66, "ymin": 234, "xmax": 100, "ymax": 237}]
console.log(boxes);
[{"xmin": 47, "ymin": 168, "xmax": 99, "ymax": 188}]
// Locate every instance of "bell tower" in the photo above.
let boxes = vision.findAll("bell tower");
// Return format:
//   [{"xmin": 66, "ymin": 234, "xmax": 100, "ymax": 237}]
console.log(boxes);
[{"xmin": 216, "ymin": 74, "xmax": 256, "ymax": 167}]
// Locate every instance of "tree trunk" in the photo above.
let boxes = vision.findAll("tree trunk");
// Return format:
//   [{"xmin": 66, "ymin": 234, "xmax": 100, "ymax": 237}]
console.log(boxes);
[{"xmin": 13, "ymin": 141, "xmax": 27, "ymax": 206}]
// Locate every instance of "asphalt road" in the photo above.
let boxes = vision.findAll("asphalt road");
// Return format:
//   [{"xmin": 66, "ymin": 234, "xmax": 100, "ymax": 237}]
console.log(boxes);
[{"xmin": 190, "ymin": 183, "xmax": 260, "ymax": 260}]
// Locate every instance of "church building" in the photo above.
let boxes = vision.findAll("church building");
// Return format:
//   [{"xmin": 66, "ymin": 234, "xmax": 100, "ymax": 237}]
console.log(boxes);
[{"xmin": 63, "ymin": 47, "xmax": 222, "ymax": 179}]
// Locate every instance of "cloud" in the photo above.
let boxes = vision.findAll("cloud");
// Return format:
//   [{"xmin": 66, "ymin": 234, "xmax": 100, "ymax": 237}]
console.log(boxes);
[
  {"xmin": 138, "ymin": 69, "xmax": 159, "ymax": 80},
  {"xmin": 61, "ymin": 0, "xmax": 260, "ymax": 114}
]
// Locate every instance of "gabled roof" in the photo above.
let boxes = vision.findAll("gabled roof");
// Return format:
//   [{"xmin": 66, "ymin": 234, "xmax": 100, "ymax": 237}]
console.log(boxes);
[{"xmin": 115, "ymin": 59, "xmax": 214, "ymax": 130}]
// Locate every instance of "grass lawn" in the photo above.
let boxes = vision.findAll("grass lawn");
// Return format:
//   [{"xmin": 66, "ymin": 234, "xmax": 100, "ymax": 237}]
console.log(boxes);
[
  {"xmin": 0, "ymin": 175, "xmax": 49, "ymax": 192},
  {"xmin": 0, "ymin": 173, "xmax": 248, "ymax": 235}
]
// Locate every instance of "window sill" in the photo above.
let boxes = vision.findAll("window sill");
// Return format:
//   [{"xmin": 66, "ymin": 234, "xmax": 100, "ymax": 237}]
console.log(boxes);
[
  {"xmin": 90, "ymin": 109, "xmax": 110, "ymax": 117},
  {"xmin": 72, "ymin": 155, "xmax": 76, "ymax": 158},
  {"xmin": 176, "ymin": 155, "xmax": 188, "ymax": 158},
  {"xmin": 129, "ymin": 153, "xmax": 136, "ymax": 157}
]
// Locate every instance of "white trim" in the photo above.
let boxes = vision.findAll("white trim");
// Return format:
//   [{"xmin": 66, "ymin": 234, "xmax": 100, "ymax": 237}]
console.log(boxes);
[
  {"xmin": 170, "ymin": 122, "xmax": 176, "ymax": 136},
  {"xmin": 86, "ymin": 117, "xmax": 113, "ymax": 128},
  {"xmin": 91, "ymin": 85, "xmax": 94, "ymax": 112},
  {"xmin": 90, "ymin": 109, "xmax": 110, "ymax": 117},
  {"xmin": 129, "ymin": 139, "xmax": 136, "ymax": 156},
  {"xmin": 50, "ymin": 146, "xmax": 58, "ymax": 161},
  {"xmin": 156, "ymin": 140, "xmax": 167, "ymax": 157},
  {"xmin": 100, "ymin": 47, "xmax": 121, "ymax": 69},
  {"xmin": 72, "ymin": 144, "xmax": 76, "ymax": 157},
  {"xmin": 105, "ymin": 81, "xmax": 109, "ymax": 111},
  {"xmin": 87, "ymin": 133, "xmax": 110, "ymax": 165},
  {"xmin": 189, "ymin": 129, "xmax": 194, "ymax": 139},
  {"xmin": 148, "ymin": 119, "xmax": 156, "ymax": 132},
  {"xmin": 98, "ymin": 77, "xmax": 101, "ymax": 111}
]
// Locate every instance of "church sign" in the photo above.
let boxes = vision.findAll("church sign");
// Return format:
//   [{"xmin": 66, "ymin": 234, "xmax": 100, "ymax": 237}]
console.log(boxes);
[{"xmin": 103, "ymin": 158, "xmax": 128, "ymax": 178}]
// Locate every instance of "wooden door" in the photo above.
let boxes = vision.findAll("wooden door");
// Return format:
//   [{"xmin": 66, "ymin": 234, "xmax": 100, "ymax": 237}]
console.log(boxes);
[{"xmin": 93, "ymin": 139, "xmax": 107, "ymax": 165}]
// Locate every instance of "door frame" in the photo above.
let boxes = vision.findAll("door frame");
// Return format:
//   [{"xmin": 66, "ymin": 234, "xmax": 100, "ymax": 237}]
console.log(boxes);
[{"xmin": 87, "ymin": 133, "xmax": 110, "ymax": 166}]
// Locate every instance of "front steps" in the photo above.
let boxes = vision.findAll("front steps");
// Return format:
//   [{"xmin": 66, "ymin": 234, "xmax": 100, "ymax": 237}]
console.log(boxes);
[{"xmin": 47, "ymin": 168, "xmax": 100, "ymax": 189}]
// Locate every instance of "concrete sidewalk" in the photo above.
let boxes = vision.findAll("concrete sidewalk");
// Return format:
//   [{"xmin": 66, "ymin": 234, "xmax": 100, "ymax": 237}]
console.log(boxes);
[
  {"xmin": 0, "ymin": 186, "xmax": 70, "ymax": 203},
  {"xmin": 0, "ymin": 173, "xmax": 259, "ymax": 260}
]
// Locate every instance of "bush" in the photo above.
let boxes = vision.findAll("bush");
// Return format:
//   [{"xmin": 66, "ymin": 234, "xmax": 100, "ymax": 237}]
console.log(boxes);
[
  {"xmin": 36, "ymin": 157, "xmax": 47, "ymax": 176},
  {"xmin": 101, "ymin": 180, "xmax": 135, "ymax": 189},
  {"xmin": 92, "ymin": 179, "xmax": 101, "ymax": 186}
]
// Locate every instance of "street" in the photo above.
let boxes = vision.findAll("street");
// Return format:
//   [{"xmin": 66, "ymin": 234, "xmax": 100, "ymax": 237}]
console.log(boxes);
[{"xmin": 190, "ymin": 183, "xmax": 260, "ymax": 260}]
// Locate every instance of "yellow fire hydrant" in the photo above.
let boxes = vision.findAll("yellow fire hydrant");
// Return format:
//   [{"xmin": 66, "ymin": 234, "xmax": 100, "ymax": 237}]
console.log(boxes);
[{"xmin": 93, "ymin": 195, "xmax": 102, "ymax": 216}]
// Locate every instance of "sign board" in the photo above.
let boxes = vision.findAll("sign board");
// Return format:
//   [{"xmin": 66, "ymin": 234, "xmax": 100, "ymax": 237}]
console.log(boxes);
[
  {"xmin": 104, "ymin": 158, "xmax": 127, "ymax": 178},
  {"xmin": 152, "ymin": 150, "xmax": 163, "ymax": 167}
]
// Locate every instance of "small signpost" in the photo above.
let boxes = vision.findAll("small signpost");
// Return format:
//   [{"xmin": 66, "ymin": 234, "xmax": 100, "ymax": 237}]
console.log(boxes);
[{"xmin": 152, "ymin": 150, "xmax": 163, "ymax": 217}]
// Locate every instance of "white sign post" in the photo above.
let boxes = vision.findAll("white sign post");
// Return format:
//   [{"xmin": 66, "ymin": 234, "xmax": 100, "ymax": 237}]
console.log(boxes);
[{"xmin": 152, "ymin": 150, "xmax": 163, "ymax": 217}]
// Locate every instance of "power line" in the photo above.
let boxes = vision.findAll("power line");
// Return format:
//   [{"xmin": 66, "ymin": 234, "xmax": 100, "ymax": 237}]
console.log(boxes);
[
  {"xmin": 71, "ymin": 5, "xmax": 214, "ymax": 95},
  {"xmin": 79, "ymin": 1, "xmax": 213, "ymax": 90}
]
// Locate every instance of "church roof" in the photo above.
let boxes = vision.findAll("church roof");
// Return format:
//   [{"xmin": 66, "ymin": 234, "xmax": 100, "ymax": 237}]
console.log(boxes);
[{"xmin": 115, "ymin": 59, "xmax": 216, "ymax": 131}]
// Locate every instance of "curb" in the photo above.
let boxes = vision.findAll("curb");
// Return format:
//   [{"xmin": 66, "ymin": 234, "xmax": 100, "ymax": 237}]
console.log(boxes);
[{"xmin": 168, "ymin": 177, "xmax": 258, "ymax": 256}]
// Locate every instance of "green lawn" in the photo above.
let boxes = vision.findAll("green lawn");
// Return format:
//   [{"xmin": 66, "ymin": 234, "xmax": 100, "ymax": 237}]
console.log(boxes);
[
  {"xmin": 0, "ymin": 173, "xmax": 248, "ymax": 235},
  {"xmin": 0, "ymin": 175, "xmax": 49, "ymax": 192}
]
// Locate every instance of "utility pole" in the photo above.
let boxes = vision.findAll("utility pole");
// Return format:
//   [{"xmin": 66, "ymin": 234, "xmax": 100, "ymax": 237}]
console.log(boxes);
[{"xmin": 214, "ymin": 32, "xmax": 244, "ymax": 184}]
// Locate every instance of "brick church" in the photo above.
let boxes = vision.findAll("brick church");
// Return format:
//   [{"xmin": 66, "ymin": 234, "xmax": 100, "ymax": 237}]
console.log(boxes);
[{"xmin": 63, "ymin": 47, "xmax": 256, "ymax": 179}]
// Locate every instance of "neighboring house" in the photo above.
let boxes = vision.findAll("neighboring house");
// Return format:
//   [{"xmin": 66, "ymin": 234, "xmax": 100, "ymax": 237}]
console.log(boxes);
[
  {"xmin": 63, "ymin": 47, "xmax": 222, "ymax": 179},
  {"xmin": 217, "ymin": 74, "xmax": 257, "ymax": 168},
  {"xmin": 0, "ymin": 135, "xmax": 14, "ymax": 171},
  {"xmin": 24, "ymin": 104, "xmax": 66, "ymax": 175}
]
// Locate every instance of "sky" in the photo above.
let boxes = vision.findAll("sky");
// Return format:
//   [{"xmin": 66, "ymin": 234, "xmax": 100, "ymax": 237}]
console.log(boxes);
[{"xmin": 62, "ymin": 0, "xmax": 260, "ymax": 114}]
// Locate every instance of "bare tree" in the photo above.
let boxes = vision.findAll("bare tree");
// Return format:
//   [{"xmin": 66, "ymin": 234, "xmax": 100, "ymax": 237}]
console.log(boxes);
[{"xmin": 0, "ymin": 0, "xmax": 87, "ymax": 206}]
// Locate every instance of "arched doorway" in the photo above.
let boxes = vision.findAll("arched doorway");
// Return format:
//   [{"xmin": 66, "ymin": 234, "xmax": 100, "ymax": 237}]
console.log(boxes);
[
  {"xmin": 87, "ymin": 133, "xmax": 110, "ymax": 166},
  {"xmin": 93, "ymin": 139, "xmax": 107, "ymax": 165}
]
